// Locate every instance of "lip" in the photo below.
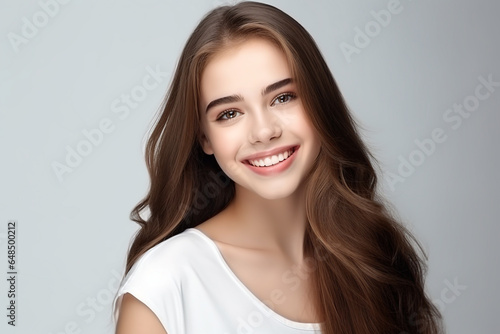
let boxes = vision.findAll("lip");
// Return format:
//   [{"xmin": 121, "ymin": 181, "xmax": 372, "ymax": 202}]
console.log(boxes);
[
  {"xmin": 242, "ymin": 145, "xmax": 299, "ymax": 176},
  {"xmin": 241, "ymin": 145, "xmax": 298, "ymax": 162}
]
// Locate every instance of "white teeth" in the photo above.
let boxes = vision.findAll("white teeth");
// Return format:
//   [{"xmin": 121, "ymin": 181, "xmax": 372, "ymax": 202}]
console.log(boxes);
[{"xmin": 248, "ymin": 148, "xmax": 294, "ymax": 167}]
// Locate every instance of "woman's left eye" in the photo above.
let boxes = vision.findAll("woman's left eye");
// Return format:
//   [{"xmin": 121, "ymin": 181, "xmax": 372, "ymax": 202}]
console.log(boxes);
[{"xmin": 271, "ymin": 93, "xmax": 296, "ymax": 106}]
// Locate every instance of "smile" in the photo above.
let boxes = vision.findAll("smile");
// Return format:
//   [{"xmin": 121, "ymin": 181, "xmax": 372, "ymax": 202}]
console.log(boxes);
[
  {"xmin": 246, "ymin": 147, "xmax": 296, "ymax": 167},
  {"xmin": 242, "ymin": 144, "xmax": 298, "ymax": 166}
]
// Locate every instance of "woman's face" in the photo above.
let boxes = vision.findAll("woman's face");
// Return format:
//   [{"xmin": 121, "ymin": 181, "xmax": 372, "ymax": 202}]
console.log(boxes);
[{"xmin": 199, "ymin": 38, "xmax": 321, "ymax": 200}]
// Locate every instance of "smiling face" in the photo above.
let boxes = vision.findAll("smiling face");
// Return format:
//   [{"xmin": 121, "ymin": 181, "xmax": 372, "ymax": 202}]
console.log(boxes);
[{"xmin": 199, "ymin": 38, "xmax": 321, "ymax": 200}]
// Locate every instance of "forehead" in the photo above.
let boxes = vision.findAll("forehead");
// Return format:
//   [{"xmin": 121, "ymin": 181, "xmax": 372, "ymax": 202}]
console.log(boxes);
[{"xmin": 199, "ymin": 38, "xmax": 291, "ymax": 106}]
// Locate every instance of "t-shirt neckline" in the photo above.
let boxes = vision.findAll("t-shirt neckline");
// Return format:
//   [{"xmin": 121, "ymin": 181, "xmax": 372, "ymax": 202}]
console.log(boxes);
[{"xmin": 186, "ymin": 227, "xmax": 322, "ymax": 331}]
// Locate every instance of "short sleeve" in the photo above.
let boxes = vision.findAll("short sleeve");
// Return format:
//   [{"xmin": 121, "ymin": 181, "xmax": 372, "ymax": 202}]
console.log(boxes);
[{"xmin": 112, "ymin": 246, "xmax": 185, "ymax": 334}]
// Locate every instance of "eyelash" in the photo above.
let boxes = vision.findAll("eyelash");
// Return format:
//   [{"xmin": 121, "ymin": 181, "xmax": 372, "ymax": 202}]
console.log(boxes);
[
  {"xmin": 216, "ymin": 92, "xmax": 297, "ymax": 122},
  {"xmin": 271, "ymin": 92, "xmax": 297, "ymax": 106}
]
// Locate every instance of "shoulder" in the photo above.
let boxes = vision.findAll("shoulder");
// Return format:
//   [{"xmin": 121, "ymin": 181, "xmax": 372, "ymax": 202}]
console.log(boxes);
[
  {"xmin": 116, "ymin": 293, "xmax": 168, "ymax": 334},
  {"xmin": 114, "ymin": 228, "xmax": 211, "ymax": 333},
  {"xmin": 129, "ymin": 228, "xmax": 209, "ymax": 279}
]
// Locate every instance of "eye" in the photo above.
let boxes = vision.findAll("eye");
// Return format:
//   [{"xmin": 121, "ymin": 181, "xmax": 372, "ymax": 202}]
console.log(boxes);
[
  {"xmin": 216, "ymin": 109, "xmax": 241, "ymax": 121},
  {"xmin": 271, "ymin": 92, "xmax": 296, "ymax": 106}
]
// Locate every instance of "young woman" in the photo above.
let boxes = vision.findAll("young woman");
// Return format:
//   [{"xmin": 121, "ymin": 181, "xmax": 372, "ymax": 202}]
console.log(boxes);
[{"xmin": 113, "ymin": 2, "xmax": 442, "ymax": 333}]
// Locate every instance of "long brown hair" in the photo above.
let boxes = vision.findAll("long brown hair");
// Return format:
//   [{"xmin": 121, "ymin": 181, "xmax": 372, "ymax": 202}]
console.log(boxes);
[{"xmin": 119, "ymin": 2, "xmax": 442, "ymax": 333}]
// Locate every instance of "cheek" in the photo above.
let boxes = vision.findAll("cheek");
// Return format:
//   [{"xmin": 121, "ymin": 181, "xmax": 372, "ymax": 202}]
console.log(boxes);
[
  {"xmin": 296, "ymin": 113, "xmax": 322, "ymax": 155},
  {"xmin": 206, "ymin": 126, "xmax": 241, "ymax": 157},
  {"xmin": 291, "ymin": 109, "xmax": 318, "ymax": 140},
  {"xmin": 208, "ymin": 132, "xmax": 246, "ymax": 181}
]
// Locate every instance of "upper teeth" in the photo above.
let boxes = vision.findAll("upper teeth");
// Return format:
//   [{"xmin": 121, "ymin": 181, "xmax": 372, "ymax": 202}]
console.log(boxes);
[{"xmin": 248, "ymin": 148, "xmax": 294, "ymax": 167}]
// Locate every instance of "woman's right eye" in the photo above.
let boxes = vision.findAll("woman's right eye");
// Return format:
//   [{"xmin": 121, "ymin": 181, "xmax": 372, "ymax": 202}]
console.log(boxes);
[{"xmin": 216, "ymin": 109, "xmax": 241, "ymax": 121}]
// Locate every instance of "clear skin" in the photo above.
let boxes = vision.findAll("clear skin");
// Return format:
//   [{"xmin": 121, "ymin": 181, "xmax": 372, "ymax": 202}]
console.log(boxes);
[
  {"xmin": 197, "ymin": 38, "xmax": 321, "ymax": 322},
  {"xmin": 198, "ymin": 38, "xmax": 321, "ymax": 256},
  {"xmin": 116, "ymin": 38, "xmax": 321, "ymax": 334}
]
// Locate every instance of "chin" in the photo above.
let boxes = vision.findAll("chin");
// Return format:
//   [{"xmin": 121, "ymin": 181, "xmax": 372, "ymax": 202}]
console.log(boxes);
[{"xmin": 246, "ymin": 182, "xmax": 303, "ymax": 201}]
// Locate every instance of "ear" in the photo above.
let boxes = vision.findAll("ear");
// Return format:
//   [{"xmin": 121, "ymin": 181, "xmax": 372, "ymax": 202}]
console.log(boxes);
[{"xmin": 199, "ymin": 132, "xmax": 214, "ymax": 155}]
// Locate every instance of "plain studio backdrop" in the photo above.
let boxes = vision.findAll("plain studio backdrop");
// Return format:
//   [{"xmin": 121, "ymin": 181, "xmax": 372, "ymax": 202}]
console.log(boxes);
[{"xmin": 1, "ymin": 0, "xmax": 498, "ymax": 333}]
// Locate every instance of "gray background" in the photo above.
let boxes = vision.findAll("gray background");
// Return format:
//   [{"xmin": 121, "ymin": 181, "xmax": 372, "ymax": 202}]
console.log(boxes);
[{"xmin": 1, "ymin": 0, "xmax": 498, "ymax": 333}]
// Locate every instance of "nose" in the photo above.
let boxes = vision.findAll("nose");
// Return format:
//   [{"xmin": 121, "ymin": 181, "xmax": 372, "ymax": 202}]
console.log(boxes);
[{"xmin": 248, "ymin": 107, "xmax": 283, "ymax": 144}]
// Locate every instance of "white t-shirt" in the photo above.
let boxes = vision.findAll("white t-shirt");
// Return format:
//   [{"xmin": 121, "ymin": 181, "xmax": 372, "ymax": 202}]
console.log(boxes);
[{"xmin": 113, "ymin": 228, "xmax": 322, "ymax": 334}]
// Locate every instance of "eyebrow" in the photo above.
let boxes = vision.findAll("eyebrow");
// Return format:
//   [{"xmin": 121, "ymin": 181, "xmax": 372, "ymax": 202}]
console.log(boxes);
[{"xmin": 205, "ymin": 78, "xmax": 293, "ymax": 113}]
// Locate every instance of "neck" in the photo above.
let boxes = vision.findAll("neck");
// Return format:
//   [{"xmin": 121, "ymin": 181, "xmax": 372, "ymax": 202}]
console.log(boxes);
[{"xmin": 225, "ymin": 182, "xmax": 309, "ymax": 262}]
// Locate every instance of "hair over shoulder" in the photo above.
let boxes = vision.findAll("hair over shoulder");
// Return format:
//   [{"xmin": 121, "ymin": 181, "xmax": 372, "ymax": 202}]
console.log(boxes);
[{"xmin": 119, "ymin": 2, "xmax": 443, "ymax": 333}]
